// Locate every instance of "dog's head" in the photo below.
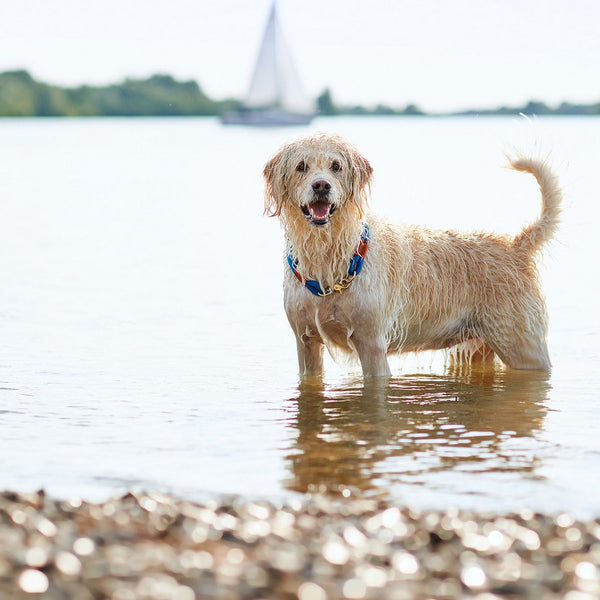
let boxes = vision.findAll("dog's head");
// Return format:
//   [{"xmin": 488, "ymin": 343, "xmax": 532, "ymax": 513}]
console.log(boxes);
[{"xmin": 263, "ymin": 134, "xmax": 373, "ymax": 226}]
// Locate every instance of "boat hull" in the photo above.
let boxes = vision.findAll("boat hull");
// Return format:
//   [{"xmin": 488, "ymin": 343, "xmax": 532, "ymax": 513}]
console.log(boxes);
[{"xmin": 221, "ymin": 110, "xmax": 314, "ymax": 127}]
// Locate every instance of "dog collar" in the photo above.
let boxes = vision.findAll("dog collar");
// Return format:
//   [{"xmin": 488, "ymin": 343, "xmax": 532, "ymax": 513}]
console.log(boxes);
[{"xmin": 287, "ymin": 224, "xmax": 370, "ymax": 297}]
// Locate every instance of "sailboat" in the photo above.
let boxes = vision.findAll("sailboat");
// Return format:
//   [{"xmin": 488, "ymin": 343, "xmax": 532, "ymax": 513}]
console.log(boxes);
[{"xmin": 221, "ymin": 1, "xmax": 315, "ymax": 126}]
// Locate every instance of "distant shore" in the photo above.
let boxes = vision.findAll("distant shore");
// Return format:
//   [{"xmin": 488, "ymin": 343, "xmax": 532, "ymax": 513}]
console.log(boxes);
[
  {"xmin": 1, "ymin": 70, "xmax": 598, "ymax": 118},
  {"xmin": 3, "ymin": 489, "xmax": 599, "ymax": 599}
]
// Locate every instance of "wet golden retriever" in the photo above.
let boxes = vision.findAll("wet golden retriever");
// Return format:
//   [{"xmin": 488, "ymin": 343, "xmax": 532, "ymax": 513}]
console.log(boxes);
[{"xmin": 264, "ymin": 134, "xmax": 561, "ymax": 378}]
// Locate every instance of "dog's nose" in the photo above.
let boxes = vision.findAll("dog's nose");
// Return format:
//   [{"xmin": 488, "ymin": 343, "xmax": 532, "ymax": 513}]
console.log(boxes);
[{"xmin": 312, "ymin": 179, "xmax": 331, "ymax": 195}]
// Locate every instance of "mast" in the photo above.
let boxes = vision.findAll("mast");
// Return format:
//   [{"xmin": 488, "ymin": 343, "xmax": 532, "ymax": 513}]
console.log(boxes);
[{"xmin": 243, "ymin": 1, "xmax": 313, "ymax": 114}]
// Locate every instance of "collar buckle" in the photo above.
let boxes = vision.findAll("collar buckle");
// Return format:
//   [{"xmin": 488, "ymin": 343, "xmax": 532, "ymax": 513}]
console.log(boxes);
[{"xmin": 288, "ymin": 224, "xmax": 370, "ymax": 297}]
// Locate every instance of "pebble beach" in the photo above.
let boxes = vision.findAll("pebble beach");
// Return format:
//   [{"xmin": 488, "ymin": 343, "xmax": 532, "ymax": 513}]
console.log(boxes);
[{"xmin": 2, "ymin": 489, "xmax": 600, "ymax": 600}]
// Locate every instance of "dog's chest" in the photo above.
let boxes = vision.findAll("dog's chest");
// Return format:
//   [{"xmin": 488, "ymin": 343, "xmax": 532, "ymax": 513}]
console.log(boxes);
[{"xmin": 286, "ymin": 286, "xmax": 355, "ymax": 350}]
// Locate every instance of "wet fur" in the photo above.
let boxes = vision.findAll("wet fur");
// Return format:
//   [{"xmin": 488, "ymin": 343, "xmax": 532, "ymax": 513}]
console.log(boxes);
[{"xmin": 264, "ymin": 134, "xmax": 562, "ymax": 378}]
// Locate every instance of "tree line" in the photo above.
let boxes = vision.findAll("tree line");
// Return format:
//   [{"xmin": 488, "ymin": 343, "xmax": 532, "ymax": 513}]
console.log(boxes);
[
  {"xmin": 316, "ymin": 88, "xmax": 600, "ymax": 117},
  {"xmin": 0, "ymin": 70, "xmax": 237, "ymax": 117},
  {"xmin": 0, "ymin": 70, "xmax": 598, "ymax": 117}
]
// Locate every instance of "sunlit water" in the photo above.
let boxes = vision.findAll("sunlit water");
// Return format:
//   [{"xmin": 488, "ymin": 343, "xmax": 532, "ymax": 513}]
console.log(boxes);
[{"xmin": 0, "ymin": 116, "xmax": 598, "ymax": 517}]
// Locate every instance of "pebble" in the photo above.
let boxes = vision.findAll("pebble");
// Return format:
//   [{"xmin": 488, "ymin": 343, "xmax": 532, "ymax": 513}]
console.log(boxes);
[{"xmin": 0, "ymin": 489, "xmax": 598, "ymax": 599}]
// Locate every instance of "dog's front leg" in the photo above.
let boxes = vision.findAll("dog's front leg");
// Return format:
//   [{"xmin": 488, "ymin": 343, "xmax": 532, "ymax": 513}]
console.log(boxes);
[
  {"xmin": 295, "ymin": 334, "xmax": 325, "ymax": 378},
  {"xmin": 351, "ymin": 333, "xmax": 391, "ymax": 378}
]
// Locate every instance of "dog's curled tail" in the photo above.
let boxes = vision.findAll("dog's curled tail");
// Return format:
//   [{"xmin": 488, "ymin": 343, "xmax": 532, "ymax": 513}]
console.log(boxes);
[{"xmin": 509, "ymin": 155, "xmax": 562, "ymax": 255}]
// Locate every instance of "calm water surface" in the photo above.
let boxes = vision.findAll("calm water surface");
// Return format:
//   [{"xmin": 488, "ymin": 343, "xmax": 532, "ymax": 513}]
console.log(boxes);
[{"xmin": 0, "ymin": 116, "xmax": 598, "ymax": 516}]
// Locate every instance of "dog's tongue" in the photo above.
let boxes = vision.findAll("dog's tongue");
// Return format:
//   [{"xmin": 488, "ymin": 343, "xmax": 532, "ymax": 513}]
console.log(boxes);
[{"xmin": 309, "ymin": 201, "xmax": 331, "ymax": 219}]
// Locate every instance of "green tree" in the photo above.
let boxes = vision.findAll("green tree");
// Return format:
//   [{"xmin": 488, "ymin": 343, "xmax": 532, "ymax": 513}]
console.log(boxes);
[
  {"xmin": 402, "ymin": 103, "xmax": 424, "ymax": 116},
  {"xmin": 316, "ymin": 88, "xmax": 338, "ymax": 115}
]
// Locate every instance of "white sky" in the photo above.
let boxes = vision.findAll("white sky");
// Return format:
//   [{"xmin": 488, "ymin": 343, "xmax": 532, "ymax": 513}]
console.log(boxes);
[{"xmin": 1, "ymin": 0, "xmax": 598, "ymax": 113}]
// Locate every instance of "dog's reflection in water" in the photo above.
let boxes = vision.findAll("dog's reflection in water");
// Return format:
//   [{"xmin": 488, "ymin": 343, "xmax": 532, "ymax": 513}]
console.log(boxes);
[{"xmin": 283, "ymin": 367, "xmax": 551, "ymax": 495}]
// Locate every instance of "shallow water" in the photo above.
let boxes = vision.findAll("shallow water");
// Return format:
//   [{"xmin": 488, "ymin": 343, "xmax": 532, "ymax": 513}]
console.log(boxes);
[{"xmin": 0, "ymin": 116, "xmax": 598, "ymax": 516}]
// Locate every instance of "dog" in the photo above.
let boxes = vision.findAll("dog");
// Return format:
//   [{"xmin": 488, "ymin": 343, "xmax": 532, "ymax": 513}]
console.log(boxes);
[{"xmin": 263, "ymin": 133, "xmax": 561, "ymax": 378}]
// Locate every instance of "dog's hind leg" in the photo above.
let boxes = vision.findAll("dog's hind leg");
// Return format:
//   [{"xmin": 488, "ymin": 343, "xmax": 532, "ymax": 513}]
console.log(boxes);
[
  {"xmin": 491, "ymin": 335, "xmax": 551, "ymax": 370},
  {"xmin": 481, "ymin": 316, "xmax": 551, "ymax": 371},
  {"xmin": 448, "ymin": 339, "xmax": 496, "ymax": 368}
]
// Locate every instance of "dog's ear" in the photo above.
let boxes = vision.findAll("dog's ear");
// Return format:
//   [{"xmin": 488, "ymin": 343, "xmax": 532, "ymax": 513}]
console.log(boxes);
[
  {"xmin": 263, "ymin": 153, "xmax": 284, "ymax": 217},
  {"xmin": 350, "ymin": 150, "xmax": 373, "ymax": 214}
]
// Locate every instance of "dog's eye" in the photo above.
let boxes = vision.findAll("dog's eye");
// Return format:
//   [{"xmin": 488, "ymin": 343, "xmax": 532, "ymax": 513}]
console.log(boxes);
[
  {"xmin": 296, "ymin": 161, "xmax": 308, "ymax": 173},
  {"xmin": 331, "ymin": 160, "xmax": 342, "ymax": 173}
]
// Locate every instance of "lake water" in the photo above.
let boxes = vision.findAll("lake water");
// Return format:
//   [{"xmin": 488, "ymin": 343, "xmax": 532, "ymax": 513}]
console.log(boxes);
[{"xmin": 1, "ymin": 116, "xmax": 598, "ymax": 517}]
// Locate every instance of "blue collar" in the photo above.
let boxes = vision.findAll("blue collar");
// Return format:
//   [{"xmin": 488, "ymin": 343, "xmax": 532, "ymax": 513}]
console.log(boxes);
[{"xmin": 287, "ymin": 224, "xmax": 370, "ymax": 297}]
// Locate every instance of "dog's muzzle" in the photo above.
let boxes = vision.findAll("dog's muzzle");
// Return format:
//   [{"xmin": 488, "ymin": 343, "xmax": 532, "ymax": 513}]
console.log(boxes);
[{"xmin": 301, "ymin": 179, "xmax": 337, "ymax": 225}]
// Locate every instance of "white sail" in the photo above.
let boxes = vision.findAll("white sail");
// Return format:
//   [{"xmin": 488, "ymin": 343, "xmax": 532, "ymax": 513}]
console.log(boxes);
[{"xmin": 243, "ymin": 2, "xmax": 313, "ymax": 115}]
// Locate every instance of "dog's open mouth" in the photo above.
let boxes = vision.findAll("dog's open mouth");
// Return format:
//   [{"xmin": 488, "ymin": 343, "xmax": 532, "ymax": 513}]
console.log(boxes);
[{"xmin": 301, "ymin": 200, "xmax": 337, "ymax": 225}]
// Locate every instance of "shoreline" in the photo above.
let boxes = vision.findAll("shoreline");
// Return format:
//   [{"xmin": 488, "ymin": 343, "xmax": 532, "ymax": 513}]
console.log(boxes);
[{"xmin": 2, "ymin": 490, "xmax": 599, "ymax": 599}]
